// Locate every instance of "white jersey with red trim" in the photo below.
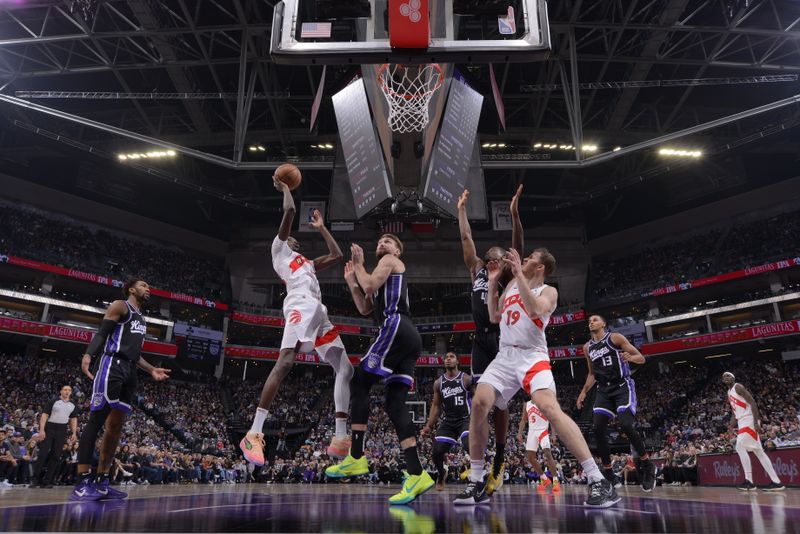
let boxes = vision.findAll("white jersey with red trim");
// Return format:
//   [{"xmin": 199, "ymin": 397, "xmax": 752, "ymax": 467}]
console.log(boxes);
[
  {"xmin": 728, "ymin": 384, "xmax": 754, "ymax": 430},
  {"xmin": 498, "ymin": 282, "xmax": 553, "ymax": 352},
  {"xmin": 271, "ymin": 236, "xmax": 321, "ymax": 300},
  {"xmin": 525, "ymin": 401, "xmax": 549, "ymax": 433}
]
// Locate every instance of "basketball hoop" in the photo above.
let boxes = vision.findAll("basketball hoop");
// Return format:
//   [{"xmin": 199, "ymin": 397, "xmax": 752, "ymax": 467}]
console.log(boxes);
[{"xmin": 378, "ymin": 63, "xmax": 444, "ymax": 133}]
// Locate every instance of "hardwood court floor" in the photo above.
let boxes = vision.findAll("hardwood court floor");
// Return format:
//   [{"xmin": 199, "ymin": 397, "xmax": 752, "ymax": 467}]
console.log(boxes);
[{"xmin": 1, "ymin": 482, "xmax": 797, "ymax": 533}]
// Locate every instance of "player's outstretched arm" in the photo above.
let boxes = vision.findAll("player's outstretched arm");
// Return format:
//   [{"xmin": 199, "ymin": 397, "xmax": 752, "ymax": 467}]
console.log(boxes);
[
  {"xmin": 344, "ymin": 260, "xmax": 373, "ymax": 316},
  {"xmin": 457, "ymin": 189, "xmax": 482, "ymax": 277},
  {"xmin": 510, "ymin": 184, "xmax": 524, "ymax": 255},
  {"xmin": 81, "ymin": 299, "xmax": 127, "ymax": 380},
  {"xmin": 275, "ymin": 177, "xmax": 295, "ymax": 241},
  {"xmin": 137, "ymin": 358, "xmax": 171, "ymax": 381},
  {"xmin": 309, "ymin": 209, "xmax": 343, "ymax": 271}
]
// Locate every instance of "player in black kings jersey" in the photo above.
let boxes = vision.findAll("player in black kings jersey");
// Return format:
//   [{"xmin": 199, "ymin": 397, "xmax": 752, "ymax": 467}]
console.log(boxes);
[
  {"xmin": 72, "ymin": 277, "xmax": 171, "ymax": 502},
  {"xmin": 577, "ymin": 314, "xmax": 655, "ymax": 492},
  {"xmin": 457, "ymin": 185, "xmax": 523, "ymax": 494},
  {"xmin": 325, "ymin": 234, "xmax": 434, "ymax": 504},
  {"xmin": 421, "ymin": 352, "xmax": 473, "ymax": 490}
]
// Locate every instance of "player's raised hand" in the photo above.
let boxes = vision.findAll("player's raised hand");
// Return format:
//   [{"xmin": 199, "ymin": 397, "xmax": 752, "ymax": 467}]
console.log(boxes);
[
  {"xmin": 151, "ymin": 367, "xmax": 171, "ymax": 381},
  {"xmin": 273, "ymin": 176, "xmax": 289, "ymax": 192},
  {"xmin": 503, "ymin": 247, "xmax": 523, "ymax": 277},
  {"xmin": 510, "ymin": 184, "xmax": 523, "ymax": 215},
  {"xmin": 309, "ymin": 209, "xmax": 324, "ymax": 230},
  {"xmin": 350, "ymin": 244, "xmax": 365, "ymax": 266},
  {"xmin": 457, "ymin": 189, "xmax": 470, "ymax": 210},
  {"xmin": 487, "ymin": 259, "xmax": 502, "ymax": 283},
  {"xmin": 344, "ymin": 260, "xmax": 357, "ymax": 283}
]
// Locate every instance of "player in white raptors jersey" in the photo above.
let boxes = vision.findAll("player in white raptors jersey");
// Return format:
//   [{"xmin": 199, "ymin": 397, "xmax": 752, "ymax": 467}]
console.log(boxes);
[
  {"xmin": 454, "ymin": 248, "xmax": 619, "ymax": 508},
  {"xmin": 240, "ymin": 175, "xmax": 353, "ymax": 466},
  {"xmin": 722, "ymin": 372, "xmax": 784, "ymax": 491},
  {"xmin": 518, "ymin": 400, "xmax": 560, "ymax": 492}
]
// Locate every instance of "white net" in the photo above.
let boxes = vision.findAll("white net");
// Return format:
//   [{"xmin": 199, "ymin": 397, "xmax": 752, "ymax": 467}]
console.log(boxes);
[{"xmin": 378, "ymin": 64, "xmax": 444, "ymax": 133}]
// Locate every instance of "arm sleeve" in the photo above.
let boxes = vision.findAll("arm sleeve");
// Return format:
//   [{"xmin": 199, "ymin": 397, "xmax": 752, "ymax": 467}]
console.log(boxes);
[{"xmin": 85, "ymin": 319, "xmax": 119, "ymax": 357}]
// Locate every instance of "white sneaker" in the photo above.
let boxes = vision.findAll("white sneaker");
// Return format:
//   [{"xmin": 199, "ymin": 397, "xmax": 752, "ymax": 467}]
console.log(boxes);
[
  {"xmin": 121, "ymin": 469, "xmax": 133, "ymax": 477},
  {"xmin": 0, "ymin": 480, "xmax": 12, "ymax": 488}
]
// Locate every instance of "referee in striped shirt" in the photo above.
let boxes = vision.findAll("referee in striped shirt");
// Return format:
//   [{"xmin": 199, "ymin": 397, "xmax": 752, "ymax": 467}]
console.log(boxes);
[{"xmin": 32, "ymin": 385, "xmax": 78, "ymax": 488}]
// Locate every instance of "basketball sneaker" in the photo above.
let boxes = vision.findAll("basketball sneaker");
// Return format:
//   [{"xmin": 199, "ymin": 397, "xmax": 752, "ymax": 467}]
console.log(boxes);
[
  {"xmin": 737, "ymin": 480, "xmax": 756, "ymax": 491},
  {"xmin": 454, "ymin": 478, "xmax": 490, "ymax": 506},
  {"xmin": 388, "ymin": 471, "xmax": 435, "ymax": 505},
  {"xmin": 327, "ymin": 436, "xmax": 351, "ymax": 459},
  {"xmin": 459, "ymin": 468, "xmax": 470, "ymax": 481},
  {"xmin": 552, "ymin": 480, "xmax": 561, "ymax": 493},
  {"xmin": 239, "ymin": 430, "xmax": 266, "ymax": 466},
  {"xmin": 640, "ymin": 459, "xmax": 656, "ymax": 493},
  {"xmin": 70, "ymin": 478, "xmax": 104, "ymax": 502},
  {"xmin": 325, "ymin": 454, "xmax": 369, "ymax": 478},
  {"xmin": 585, "ymin": 478, "xmax": 621, "ymax": 508},
  {"xmin": 762, "ymin": 482, "xmax": 785, "ymax": 491},
  {"xmin": 486, "ymin": 463, "xmax": 505, "ymax": 495},
  {"xmin": 94, "ymin": 478, "xmax": 128, "ymax": 500}
]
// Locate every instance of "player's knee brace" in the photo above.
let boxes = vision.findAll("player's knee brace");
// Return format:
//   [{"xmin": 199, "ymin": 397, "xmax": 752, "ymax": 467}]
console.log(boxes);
[{"xmin": 385, "ymin": 383, "xmax": 415, "ymax": 441}]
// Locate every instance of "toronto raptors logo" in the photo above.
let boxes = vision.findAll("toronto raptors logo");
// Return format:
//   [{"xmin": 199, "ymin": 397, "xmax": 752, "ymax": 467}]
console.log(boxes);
[
  {"xmin": 399, "ymin": 0, "xmax": 422, "ymax": 23},
  {"xmin": 289, "ymin": 310, "xmax": 302, "ymax": 324}
]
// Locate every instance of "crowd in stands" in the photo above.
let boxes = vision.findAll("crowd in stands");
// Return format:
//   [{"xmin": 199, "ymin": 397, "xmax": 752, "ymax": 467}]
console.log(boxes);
[
  {"xmin": 590, "ymin": 210, "xmax": 800, "ymax": 304},
  {"xmin": 0, "ymin": 202, "xmax": 225, "ymax": 298}
]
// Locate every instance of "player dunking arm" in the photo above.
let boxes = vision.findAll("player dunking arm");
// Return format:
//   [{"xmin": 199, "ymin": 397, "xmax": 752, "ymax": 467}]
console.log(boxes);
[
  {"xmin": 240, "ymin": 176, "xmax": 354, "ymax": 465},
  {"xmin": 577, "ymin": 314, "xmax": 656, "ymax": 492},
  {"xmin": 325, "ymin": 235, "xmax": 435, "ymax": 505},
  {"xmin": 454, "ymin": 248, "xmax": 620, "ymax": 508},
  {"xmin": 420, "ymin": 351, "xmax": 473, "ymax": 491},
  {"xmin": 517, "ymin": 400, "xmax": 561, "ymax": 493},
  {"xmin": 722, "ymin": 372, "xmax": 784, "ymax": 491},
  {"xmin": 72, "ymin": 278, "xmax": 171, "ymax": 501},
  {"xmin": 456, "ymin": 184, "xmax": 523, "ymax": 494}
]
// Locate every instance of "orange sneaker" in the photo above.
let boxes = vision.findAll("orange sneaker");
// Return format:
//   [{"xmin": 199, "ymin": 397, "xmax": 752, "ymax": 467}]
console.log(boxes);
[
  {"xmin": 327, "ymin": 436, "xmax": 351, "ymax": 459},
  {"xmin": 240, "ymin": 431, "xmax": 266, "ymax": 466},
  {"xmin": 552, "ymin": 480, "xmax": 561, "ymax": 493},
  {"xmin": 536, "ymin": 482, "xmax": 547, "ymax": 493},
  {"xmin": 541, "ymin": 477, "xmax": 552, "ymax": 488}
]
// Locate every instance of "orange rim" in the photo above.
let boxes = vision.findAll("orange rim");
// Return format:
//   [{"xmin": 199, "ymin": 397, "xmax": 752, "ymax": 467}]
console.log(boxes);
[{"xmin": 377, "ymin": 63, "xmax": 444, "ymax": 101}]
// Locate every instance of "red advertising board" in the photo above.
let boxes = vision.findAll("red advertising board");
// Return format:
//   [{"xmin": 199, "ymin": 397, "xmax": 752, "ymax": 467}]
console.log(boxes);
[
  {"xmin": 0, "ymin": 317, "xmax": 177, "ymax": 357},
  {"xmin": 642, "ymin": 320, "xmax": 800, "ymax": 355},
  {"xmin": 0, "ymin": 253, "xmax": 227, "ymax": 311},
  {"xmin": 698, "ymin": 448, "xmax": 800, "ymax": 487}
]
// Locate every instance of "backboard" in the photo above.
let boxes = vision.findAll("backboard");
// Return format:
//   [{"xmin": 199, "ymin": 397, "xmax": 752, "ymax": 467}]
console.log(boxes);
[{"xmin": 271, "ymin": 0, "xmax": 551, "ymax": 65}]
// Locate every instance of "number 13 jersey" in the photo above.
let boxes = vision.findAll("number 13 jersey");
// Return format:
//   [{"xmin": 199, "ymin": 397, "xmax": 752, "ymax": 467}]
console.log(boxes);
[{"xmin": 498, "ymin": 281, "xmax": 553, "ymax": 353}]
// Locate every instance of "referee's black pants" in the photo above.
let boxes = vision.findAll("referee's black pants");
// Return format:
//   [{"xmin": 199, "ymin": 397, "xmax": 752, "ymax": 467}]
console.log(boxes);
[{"xmin": 33, "ymin": 422, "xmax": 68, "ymax": 484}]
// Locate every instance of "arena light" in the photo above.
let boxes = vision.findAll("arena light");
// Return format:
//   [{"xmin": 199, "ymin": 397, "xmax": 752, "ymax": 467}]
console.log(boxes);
[
  {"xmin": 533, "ymin": 143, "xmax": 542, "ymax": 148},
  {"xmin": 658, "ymin": 148, "xmax": 703, "ymax": 158},
  {"xmin": 705, "ymin": 353, "xmax": 731, "ymax": 359},
  {"xmin": 118, "ymin": 149, "xmax": 177, "ymax": 161},
  {"xmin": 613, "ymin": 146, "xmax": 622, "ymax": 152},
  {"xmin": 758, "ymin": 348, "xmax": 774, "ymax": 353},
  {"xmin": 498, "ymin": 143, "xmax": 506, "ymax": 148},
  {"xmin": 482, "ymin": 142, "xmax": 491, "ymax": 148},
  {"xmin": 582, "ymin": 145, "xmax": 598, "ymax": 152}
]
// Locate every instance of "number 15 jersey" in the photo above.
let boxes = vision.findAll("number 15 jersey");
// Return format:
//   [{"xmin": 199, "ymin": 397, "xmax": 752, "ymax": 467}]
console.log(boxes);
[{"xmin": 498, "ymin": 282, "xmax": 553, "ymax": 353}]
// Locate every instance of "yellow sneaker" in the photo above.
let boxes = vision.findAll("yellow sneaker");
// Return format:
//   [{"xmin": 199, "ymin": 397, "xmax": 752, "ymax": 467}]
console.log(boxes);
[
  {"xmin": 388, "ymin": 471, "xmax": 435, "ymax": 505},
  {"xmin": 459, "ymin": 468, "xmax": 470, "ymax": 481},
  {"xmin": 325, "ymin": 454, "xmax": 369, "ymax": 478},
  {"xmin": 389, "ymin": 505, "xmax": 436, "ymax": 534},
  {"xmin": 486, "ymin": 463, "xmax": 505, "ymax": 495},
  {"xmin": 239, "ymin": 431, "xmax": 266, "ymax": 466}
]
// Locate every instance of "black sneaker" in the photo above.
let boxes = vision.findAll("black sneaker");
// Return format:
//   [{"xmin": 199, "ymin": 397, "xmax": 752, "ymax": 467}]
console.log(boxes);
[
  {"xmin": 737, "ymin": 480, "xmax": 756, "ymax": 491},
  {"xmin": 602, "ymin": 468, "xmax": 622, "ymax": 489},
  {"xmin": 585, "ymin": 478, "xmax": 621, "ymax": 508},
  {"xmin": 640, "ymin": 460, "xmax": 656, "ymax": 493},
  {"xmin": 453, "ymin": 479, "xmax": 490, "ymax": 506},
  {"xmin": 762, "ymin": 482, "xmax": 785, "ymax": 491}
]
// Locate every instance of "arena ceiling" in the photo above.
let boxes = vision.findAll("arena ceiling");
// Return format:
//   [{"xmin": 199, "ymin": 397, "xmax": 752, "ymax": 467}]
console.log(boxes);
[{"xmin": 0, "ymin": 0, "xmax": 798, "ymax": 239}]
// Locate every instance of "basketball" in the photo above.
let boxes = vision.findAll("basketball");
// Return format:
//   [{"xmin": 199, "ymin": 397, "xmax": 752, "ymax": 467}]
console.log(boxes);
[{"xmin": 274, "ymin": 163, "xmax": 302, "ymax": 191}]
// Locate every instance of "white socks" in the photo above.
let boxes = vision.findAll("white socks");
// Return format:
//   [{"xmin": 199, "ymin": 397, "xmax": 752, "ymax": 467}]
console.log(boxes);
[
  {"xmin": 469, "ymin": 460, "xmax": 485, "ymax": 483},
  {"xmin": 581, "ymin": 458, "xmax": 604, "ymax": 483},
  {"xmin": 335, "ymin": 417, "xmax": 348, "ymax": 439},
  {"xmin": 251, "ymin": 407, "xmax": 268, "ymax": 433}
]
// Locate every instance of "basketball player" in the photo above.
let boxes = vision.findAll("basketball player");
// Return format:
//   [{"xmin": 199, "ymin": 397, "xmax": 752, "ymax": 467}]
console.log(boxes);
[
  {"xmin": 577, "ymin": 314, "xmax": 656, "ymax": 492},
  {"xmin": 325, "ymin": 235, "xmax": 434, "ymax": 504},
  {"xmin": 454, "ymin": 249, "xmax": 619, "ymax": 507},
  {"xmin": 722, "ymin": 372, "xmax": 784, "ymax": 491},
  {"xmin": 240, "ymin": 177, "xmax": 353, "ymax": 465},
  {"xmin": 456, "ymin": 184, "xmax": 523, "ymax": 494},
  {"xmin": 420, "ymin": 351, "xmax": 472, "ymax": 491},
  {"xmin": 517, "ymin": 400, "xmax": 561, "ymax": 493},
  {"xmin": 72, "ymin": 278, "xmax": 171, "ymax": 501}
]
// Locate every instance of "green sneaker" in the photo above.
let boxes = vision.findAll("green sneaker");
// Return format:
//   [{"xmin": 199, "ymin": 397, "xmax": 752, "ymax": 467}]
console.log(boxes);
[
  {"xmin": 388, "ymin": 471, "xmax": 435, "ymax": 505},
  {"xmin": 325, "ymin": 454, "xmax": 369, "ymax": 478}
]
